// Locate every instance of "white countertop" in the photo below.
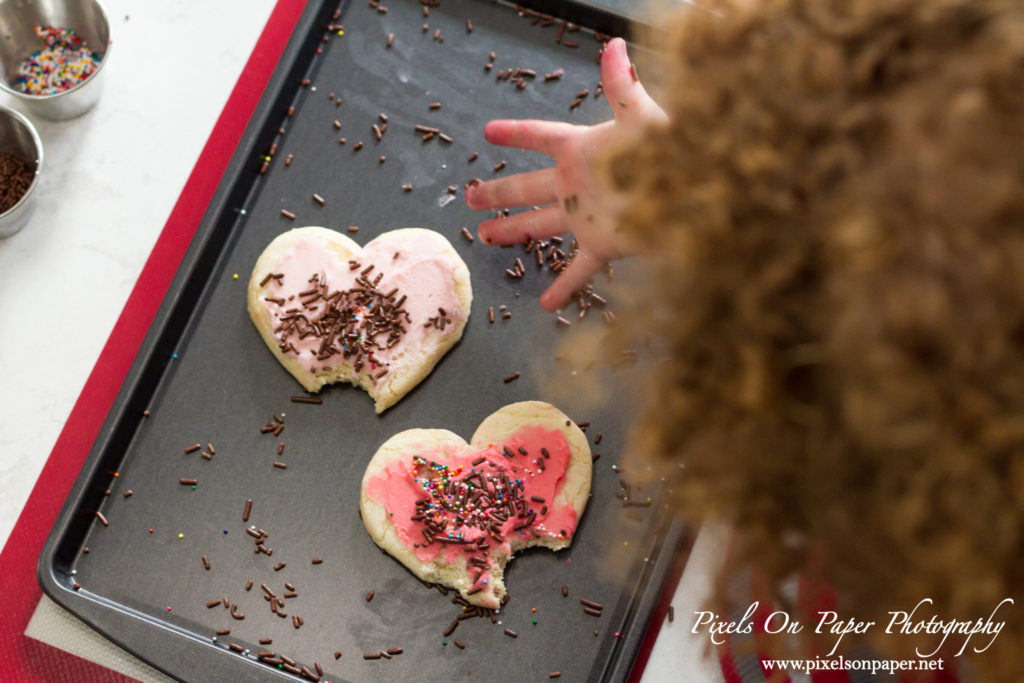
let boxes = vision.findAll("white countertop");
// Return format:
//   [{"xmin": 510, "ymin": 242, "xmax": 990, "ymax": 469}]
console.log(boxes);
[{"xmin": 0, "ymin": 1, "xmax": 712, "ymax": 679}]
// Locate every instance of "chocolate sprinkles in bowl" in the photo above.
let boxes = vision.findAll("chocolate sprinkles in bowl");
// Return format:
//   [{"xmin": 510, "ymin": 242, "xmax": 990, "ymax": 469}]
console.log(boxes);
[{"xmin": 0, "ymin": 105, "xmax": 42, "ymax": 238}]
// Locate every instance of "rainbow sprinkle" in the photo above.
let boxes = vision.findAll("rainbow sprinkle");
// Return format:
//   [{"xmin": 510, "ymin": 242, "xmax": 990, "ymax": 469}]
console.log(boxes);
[{"xmin": 13, "ymin": 26, "xmax": 100, "ymax": 96}]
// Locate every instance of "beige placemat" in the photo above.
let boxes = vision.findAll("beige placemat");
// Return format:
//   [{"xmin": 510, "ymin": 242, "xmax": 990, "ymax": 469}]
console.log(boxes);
[
  {"xmin": 26, "ymin": 595, "xmax": 174, "ymax": 683},
  {"xmin": 641, "ymin": 523, "xmax": 727, "ymax": 683}
]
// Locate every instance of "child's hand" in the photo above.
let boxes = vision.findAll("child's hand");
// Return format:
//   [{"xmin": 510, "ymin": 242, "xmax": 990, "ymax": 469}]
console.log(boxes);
[{"xmin": 465, "ymin": 38, "xmax": 667, "ymax": 311}]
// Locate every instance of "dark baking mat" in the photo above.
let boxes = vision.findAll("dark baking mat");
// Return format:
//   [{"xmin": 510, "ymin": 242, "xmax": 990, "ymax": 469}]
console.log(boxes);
[{"xmin": 39, "ymin": 1, "xmax": 685, "ymax": 681}]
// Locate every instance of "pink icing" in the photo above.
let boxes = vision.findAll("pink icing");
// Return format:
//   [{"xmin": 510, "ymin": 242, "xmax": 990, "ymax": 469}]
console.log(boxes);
[
  {"xmin": 365, "ymin": 426, "xmax": 579, "ymax": 605},
  {"xmin": 259, "ymin": 231, "xmax": 463, "ymax": 386}
]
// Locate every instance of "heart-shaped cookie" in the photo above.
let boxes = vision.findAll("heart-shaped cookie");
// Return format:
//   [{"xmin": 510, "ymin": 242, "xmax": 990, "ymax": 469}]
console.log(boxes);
[
  {"xmin": 248, "ymin": 227, "xmax": 472, "ymax": 413},
  {"xmin": 360, "ymin": 401, "xmax": 592, "ymax": 608}
]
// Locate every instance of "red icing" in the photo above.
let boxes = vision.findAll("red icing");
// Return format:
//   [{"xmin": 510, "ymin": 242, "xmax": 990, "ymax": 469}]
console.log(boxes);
[{"xmin": 365, "ymin": 425, "xmax": 578, "ymax": 606}]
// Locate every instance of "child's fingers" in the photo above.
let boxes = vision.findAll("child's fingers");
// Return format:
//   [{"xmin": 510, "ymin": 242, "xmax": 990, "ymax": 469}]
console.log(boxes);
[
  {"xmin": 484, "ymin": 119, "xmax": 578, "ymax": 156},
  {"xmin": 539, "ymin": 250, "xmax": 605, "ymax": 312},
  {"xmin": 478, "ymin": 205, "xmax": 567, "ymax": 245},
  {"xmin": 600, "ymin": 38, "xmax": 668, "ymax": 126},
  {"xmin": 466, "ymin": 168, "xmax": 559, "ymax": 210}
]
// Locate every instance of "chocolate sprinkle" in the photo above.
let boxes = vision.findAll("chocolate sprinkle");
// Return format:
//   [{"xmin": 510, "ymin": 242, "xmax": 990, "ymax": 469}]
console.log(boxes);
[
  {"xmin": 504, "ymin": 629, "xmax": 518, "ymax": 638},
  {"xmin": 270, "ymin": 269, "xmax": 413, "ymax": 378},
  {"xmin": 503, "ymin": 372, "xmax": 520, "ymax": 383},
  {"xmin": 0, "ymin": 152, "xmax": 33, "ymax": 213},
  {"xmin": 365, "ymin": 590, "xmax": 375, "ymax": 602}
]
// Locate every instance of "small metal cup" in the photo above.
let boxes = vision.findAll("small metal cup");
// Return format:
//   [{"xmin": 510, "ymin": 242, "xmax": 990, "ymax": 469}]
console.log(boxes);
[
  {"xmin": 0, "ymin": 0, "xmax": 111, "ymax": 121},
  {"xmin": 0, "ymin": 104, "xmax": 42, "ymax": 238}
]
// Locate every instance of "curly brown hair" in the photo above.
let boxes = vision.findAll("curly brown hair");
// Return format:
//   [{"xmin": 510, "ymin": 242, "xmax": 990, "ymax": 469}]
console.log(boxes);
[{"xmin": 613, "ymin": 0, "xmax": 1024, "ymax": 678}]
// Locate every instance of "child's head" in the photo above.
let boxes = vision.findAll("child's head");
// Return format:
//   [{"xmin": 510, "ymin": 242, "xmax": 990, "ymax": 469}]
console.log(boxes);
[{"xmin": 616, "ymin": 0, "xmax": 1024, "ymax": 676}]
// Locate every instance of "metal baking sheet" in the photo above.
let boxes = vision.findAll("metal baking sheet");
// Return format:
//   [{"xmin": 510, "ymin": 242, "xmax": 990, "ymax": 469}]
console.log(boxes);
[{"xmin": 39, "ymin": 1, "xmax": 686, "ymax": 681}]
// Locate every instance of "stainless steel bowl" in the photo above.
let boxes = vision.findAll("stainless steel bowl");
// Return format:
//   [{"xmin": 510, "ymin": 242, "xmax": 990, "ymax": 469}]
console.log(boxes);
[
  {"xmin": 0, "ymin": 0, "xmax": 111, "ymax": 120},
  {"xmin": 0, "ymin": 104, "xmax": 42, "ymax": 238}
]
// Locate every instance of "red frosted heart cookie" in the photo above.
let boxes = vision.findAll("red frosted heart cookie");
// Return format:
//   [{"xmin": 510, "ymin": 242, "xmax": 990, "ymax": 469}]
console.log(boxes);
[
  {"xmin": 360, "ymin": 401, "xmax": 592, "ymax": 608},
  {"xmin": 248, "ymin": 226, "xmax": 472, "ymax": 413}
]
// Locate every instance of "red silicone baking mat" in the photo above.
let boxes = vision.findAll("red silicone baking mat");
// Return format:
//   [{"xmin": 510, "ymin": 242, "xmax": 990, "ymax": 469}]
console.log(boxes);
[{"xmin": 0, "ymin": 1, "xmax": 306, "ymax": 680}]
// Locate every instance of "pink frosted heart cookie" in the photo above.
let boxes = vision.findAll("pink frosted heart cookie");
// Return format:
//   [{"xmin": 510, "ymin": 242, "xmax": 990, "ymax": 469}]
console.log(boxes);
[
  {"xmin": 248, "ymin": 227, "xmax": 472, "ymax": 413},
  {"xmin": 360, "ymin": 401, "xmax": 592, "ymax": 608}
]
